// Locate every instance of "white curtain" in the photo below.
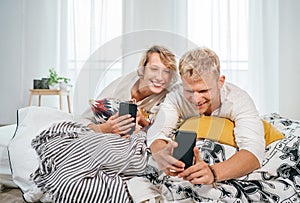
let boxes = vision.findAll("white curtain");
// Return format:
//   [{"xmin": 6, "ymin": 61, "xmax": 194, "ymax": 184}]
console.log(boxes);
[
  {"xmin": 248, "ymin": 0, "xmax": 279, "ymax": 115},
  {"xmin": 188, "ymin": 0, "xmax": 280, "ymax": 115},
  {"xmin": 188, "ymin": 0, "xmax": 250, "ymax": 93},
  {"xmin": 64, "ymin": 0, "xmax": 123, "ymax": 116}
]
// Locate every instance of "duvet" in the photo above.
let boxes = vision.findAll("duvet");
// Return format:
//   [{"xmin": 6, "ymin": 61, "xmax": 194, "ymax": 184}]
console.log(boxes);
[
  {"xmin": 28, "ymin": 113, "xmax": 299, "ymax": 202},
  {"xmin": 128, "ymin": 113, "xmax": 300, "ymax": 202}
]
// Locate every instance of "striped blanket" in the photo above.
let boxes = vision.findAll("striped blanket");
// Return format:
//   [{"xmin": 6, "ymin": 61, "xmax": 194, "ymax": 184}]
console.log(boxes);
[{"xmin": 31, "ymin": 121, "xmax": 149, "ymax": 203}]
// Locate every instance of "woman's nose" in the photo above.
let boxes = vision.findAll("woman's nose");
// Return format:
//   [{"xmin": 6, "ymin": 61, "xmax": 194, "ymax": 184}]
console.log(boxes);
[{"xmin": 155, "ymin": 70, "xmax": 163, "ymax": 80}]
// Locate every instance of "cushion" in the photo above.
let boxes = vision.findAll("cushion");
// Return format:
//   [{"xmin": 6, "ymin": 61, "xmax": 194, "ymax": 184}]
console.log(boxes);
[
  {"xmin": 8, "ymin": 106, "xmax": 73, "ymax": 194},
  {"xmin": 179, "ymin": 116, "xmax": 284, "ymax": 147},
  {"xmin": 89, "ymin": 98, "xmax": 120, "ymax": 123}
]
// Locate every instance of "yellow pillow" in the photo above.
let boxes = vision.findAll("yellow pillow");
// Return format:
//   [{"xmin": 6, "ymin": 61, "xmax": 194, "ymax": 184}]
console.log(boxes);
[{"xmin": 179, "ymin": 116, "xmax": 284, "ymax": 147}]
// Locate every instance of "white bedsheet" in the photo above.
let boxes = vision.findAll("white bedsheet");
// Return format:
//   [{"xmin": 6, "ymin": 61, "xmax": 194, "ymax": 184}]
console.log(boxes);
[{"xmin": 0, "ymin": 124, "xmax": 17, "ymax": 188}]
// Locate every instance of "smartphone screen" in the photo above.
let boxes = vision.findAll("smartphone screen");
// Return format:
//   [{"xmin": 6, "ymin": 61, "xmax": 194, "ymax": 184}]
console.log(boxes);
[
  {"xmin": 173, "ymin": 130, "xmax": 197, "ymax": 169},
  {"xmin": 119, "ymin": 101, "xmax": 137, "ymax": 135}
]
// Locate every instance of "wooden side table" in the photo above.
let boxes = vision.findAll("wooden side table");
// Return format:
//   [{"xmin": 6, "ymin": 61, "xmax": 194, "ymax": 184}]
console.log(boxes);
[{"xmin": 28, "ymin": 89, "xmax": 71, "ymax": 113}]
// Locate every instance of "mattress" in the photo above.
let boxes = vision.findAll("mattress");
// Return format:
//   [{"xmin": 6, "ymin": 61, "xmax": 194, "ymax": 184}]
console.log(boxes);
[{"xmin": 0, "ymin": 124, "xmax": 18, "ymax": 188}]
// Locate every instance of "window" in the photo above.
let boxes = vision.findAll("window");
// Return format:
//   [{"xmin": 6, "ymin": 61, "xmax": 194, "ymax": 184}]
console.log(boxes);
[
  {"xmin": 188, "ymin": 0, "xmax": 249, "ymax": 88},
  {"xmin": 67, "ymin": 0, "xmax": 123, "ymax": 89}
]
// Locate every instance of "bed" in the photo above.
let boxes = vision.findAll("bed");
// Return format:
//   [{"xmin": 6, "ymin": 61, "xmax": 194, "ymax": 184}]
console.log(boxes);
[
  {"xmin": 0, "ymin": 106, "xmax": 299, "ymax": 202},
  {"xmin": 0, "ymin": 106, "xmax": 74, "ymax": 203},
  {"xmin": 0, "ymin": 124, "xmax": 24, "ymax": 203}
]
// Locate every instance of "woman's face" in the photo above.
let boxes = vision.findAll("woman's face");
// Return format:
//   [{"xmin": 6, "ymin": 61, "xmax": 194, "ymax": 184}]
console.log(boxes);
[{"xmin": 140, "ymin": 53, "xmax": 173, "ymax": 94}]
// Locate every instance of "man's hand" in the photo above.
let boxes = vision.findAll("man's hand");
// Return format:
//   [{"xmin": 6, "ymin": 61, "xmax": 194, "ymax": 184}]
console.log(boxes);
[
  {"xmin": 150, "ymin": 140, "xmax": 185, "ymax": 176},
  {"xmin": 178, "ymin": 147, "xmax": 214, "ymax": 184}
]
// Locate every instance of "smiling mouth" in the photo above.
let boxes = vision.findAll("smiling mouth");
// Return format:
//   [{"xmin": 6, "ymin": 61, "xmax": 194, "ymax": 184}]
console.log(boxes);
[
  {"xmin": 195, "ymin": 101, "xmax": 207, "ymax": 108},
  {"xmin": 152, "ymin": 81, "xmax": 164, "ymax": 88}
]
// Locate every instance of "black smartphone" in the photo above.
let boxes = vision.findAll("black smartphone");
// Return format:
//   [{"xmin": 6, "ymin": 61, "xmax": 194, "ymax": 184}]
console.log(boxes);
[
  {"xmin": 173, "ymin": 130, "xmax": 197, "ymax": 169},
  {"xmin": 119, "ymin": 101, "xmax": 137, "ymax": 135}
]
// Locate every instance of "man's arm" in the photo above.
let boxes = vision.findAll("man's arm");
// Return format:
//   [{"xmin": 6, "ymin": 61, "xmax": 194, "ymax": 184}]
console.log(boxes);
[
  {"xmin": 147, "ymin": 86, "xmax": 188, "ymax": 172},
  {"xmin": 212, "ymin": 149, "xmax": 260, "ymax": 181},
  {"xmin": 179, "ymin": 86, "xmax": 265, "ymax": 185}
]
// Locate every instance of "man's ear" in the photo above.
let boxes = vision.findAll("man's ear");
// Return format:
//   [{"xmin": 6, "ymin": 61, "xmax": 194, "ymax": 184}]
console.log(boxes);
[{"xmin": 218, "ymin": 75, "xmax": 225, "ymax": 88}]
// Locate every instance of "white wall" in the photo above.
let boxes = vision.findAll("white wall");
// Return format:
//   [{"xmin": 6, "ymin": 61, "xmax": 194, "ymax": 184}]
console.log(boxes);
[
  {"xmin": 0, "ymin": 0, "xmax": 60, "ymax": 124},
  {"xmin": 0, "ymin": 0, "xmax": 23, "ymax": 124},
  {"xmin": 278, "ymin": 0, "xmax": 300, "ymax": 120}
]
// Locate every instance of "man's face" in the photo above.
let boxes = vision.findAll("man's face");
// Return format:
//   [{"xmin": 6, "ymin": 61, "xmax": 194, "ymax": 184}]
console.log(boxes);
[{"xmin": 182, "ymin": 73, "xmax": 224, "ymax": 115}]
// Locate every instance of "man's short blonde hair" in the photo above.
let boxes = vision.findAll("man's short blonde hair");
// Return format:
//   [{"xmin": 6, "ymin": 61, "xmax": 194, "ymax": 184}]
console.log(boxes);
[{"xmin": 179, "ymin": 47, "xmax": 220, "ymax": 81}]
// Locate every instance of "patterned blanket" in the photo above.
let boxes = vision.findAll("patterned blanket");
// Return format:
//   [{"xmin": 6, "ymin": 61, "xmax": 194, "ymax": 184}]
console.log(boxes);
[{"xmin": 127, "ymin": 113, "xmax": 300, "ymax": 202}]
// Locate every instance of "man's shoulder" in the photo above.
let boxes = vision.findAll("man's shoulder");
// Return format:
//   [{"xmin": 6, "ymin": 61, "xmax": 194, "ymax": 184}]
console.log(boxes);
[
  {"xmin": 168, "ymin": 83, "xmax": 183, "ymax": 92},
  {"xmin": 223, "ymin": 82, "xmax": 250, "ymax": 97}
]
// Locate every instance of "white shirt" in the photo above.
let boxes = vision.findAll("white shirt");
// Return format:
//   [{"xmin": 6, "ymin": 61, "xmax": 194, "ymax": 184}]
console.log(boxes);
[{"xmin": 147, "ymin": 82, "xmax": 265, "ymax": 165}]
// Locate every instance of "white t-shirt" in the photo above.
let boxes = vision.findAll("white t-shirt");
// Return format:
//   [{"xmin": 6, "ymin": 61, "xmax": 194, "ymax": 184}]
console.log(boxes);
[{"xmin": 147, "ymin": 82, "xmax": 265, "ymax": 165}]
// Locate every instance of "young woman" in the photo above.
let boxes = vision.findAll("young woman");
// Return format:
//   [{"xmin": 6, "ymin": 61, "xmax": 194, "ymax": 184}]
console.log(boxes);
[
  {"xmin": 79, "ymin": 45, "xmax": 178, "ymax": 135},
  {"xmin": 29, "ymin": 45, "xmax": 178, "ymax": 203}
]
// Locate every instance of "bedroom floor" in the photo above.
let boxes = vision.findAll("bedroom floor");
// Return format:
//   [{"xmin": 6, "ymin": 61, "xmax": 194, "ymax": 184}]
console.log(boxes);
[{"xmin": 0, "ymin": 188, "xmax": 24, "ymax": 203}]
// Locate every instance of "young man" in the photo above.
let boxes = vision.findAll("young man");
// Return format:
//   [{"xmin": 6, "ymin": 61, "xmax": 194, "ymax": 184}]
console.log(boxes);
[{"xmin": 147, "ymin": 47, "xmax": 265, "ymax": 186}]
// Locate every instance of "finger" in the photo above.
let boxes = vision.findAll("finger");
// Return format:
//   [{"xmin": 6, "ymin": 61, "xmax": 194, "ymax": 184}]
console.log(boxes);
[
  {"xmin": 114, "ymin": 117, "xmax": 134, "ymax": 129},
  {"xmin": 164, "ymin": 168, "xmax": 180, "ymax": 176},
  {"xmin": 189, "ymin": 175, "xmax": 209, "ymax": 185},
  {"xmin": 122, "ymin": 134, "xmax": 130, "ymax": 138},
  {"xmin": 115, "ymin": 114, "xmax": 132, "ymax": 123},
  {"xmin": 182, "ymin": 169, "xmax": 203, "ymax": 181},
  {"xmin": 178, "ymin": 160, "xmax": 204, "ymax": 179},
  {"xmin": 154, "ymin": 151, "xmax": 180, "ymax": 169},
  {"xmin": 194, "ymin": 147, "xmax": 202, "ymax": 163},
  {"xmin": 167, "ymin": 141, "xmax": 178, "ymax": 153},
  {"xmin": 118, "ymin": 124, "xmax": 135, "ymax": 135}
]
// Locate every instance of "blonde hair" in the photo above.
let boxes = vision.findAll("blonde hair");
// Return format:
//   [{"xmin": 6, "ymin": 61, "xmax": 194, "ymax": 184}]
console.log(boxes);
[
  {"xmin": 137, "ymin": 45, "xmax": 177, "ymax": 83},
  {"xmin": 179, "ymin": 47, "xmax": 220, "ymax": 81}
]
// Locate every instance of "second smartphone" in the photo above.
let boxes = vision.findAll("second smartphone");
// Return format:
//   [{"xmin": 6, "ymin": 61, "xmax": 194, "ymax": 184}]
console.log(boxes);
[{"xmin": 119, "ymin": 101, "xmax": 137, "ymax": 135}]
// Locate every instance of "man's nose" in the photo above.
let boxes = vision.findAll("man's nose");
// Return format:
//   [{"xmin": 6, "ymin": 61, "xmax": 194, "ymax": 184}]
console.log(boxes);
[{"xmin": 193, "ymin": 92, "xmax": 204, "ymax": 101}]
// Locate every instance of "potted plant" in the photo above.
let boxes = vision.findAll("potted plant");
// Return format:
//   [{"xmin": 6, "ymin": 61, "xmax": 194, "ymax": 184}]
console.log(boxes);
[
  {"xmin": 48, "ymin": 68, "xmax": 60, "ymax": 89},
  {"xmin": 47, "ymin": 68, "xmax": 72, "ymax": 90}
]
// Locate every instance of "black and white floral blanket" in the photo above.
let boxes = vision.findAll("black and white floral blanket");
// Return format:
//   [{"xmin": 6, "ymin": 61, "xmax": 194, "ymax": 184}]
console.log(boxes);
[{"xmin": 127, "ymin": 113, "xmax": 300, "ymax": 202}]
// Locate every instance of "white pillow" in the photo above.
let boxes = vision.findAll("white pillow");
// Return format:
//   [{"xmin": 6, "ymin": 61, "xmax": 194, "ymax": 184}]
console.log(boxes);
[{"xmin": 8, "ymin": 106, "xmax": 73, "ymax": 194}]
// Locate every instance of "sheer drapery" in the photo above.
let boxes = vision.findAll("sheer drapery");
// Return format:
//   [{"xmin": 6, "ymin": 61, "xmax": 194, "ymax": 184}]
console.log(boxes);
[
  {"xmin": 188, "ymin": 0, "xmax": 279, "ymax": 114},
  {"xmin": 65, "ymin": 0, "xmax": 122, "ymax": 116},
  {"xmin": 248, "ymin": 0, "xmax": 279, "ymax": 115},
  {"xmin": 188, "ymin": 0, "xmax": 249, "ymax": 89},
  {"xmin": 65, "ymin": 0, "xmax": 279, "ymax": 116}
]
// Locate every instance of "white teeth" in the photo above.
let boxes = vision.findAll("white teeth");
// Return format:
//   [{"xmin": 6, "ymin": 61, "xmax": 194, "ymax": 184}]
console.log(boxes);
[{"xmin": 152, "ymin": 81, "xmax": 163, "ymax": 87}]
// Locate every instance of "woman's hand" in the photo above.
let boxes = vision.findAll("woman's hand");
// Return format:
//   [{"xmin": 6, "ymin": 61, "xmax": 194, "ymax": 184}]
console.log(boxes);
[
  {"xmin": 89, "ymin": 112, "xmax": 135, "ymax": 135},
  {"xmin": 178, "ymin": 147, "xmax": 215, "ymax": 185}
]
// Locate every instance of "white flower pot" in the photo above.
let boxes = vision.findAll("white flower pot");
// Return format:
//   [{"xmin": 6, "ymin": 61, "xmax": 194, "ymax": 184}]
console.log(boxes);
[
  {"xmin": 59, "ymin": 82, "xmax": 71, "ymax": 91},
  {"xmin": 49, "ymin": 83, "xmax": 60, "ymax": 90}
]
